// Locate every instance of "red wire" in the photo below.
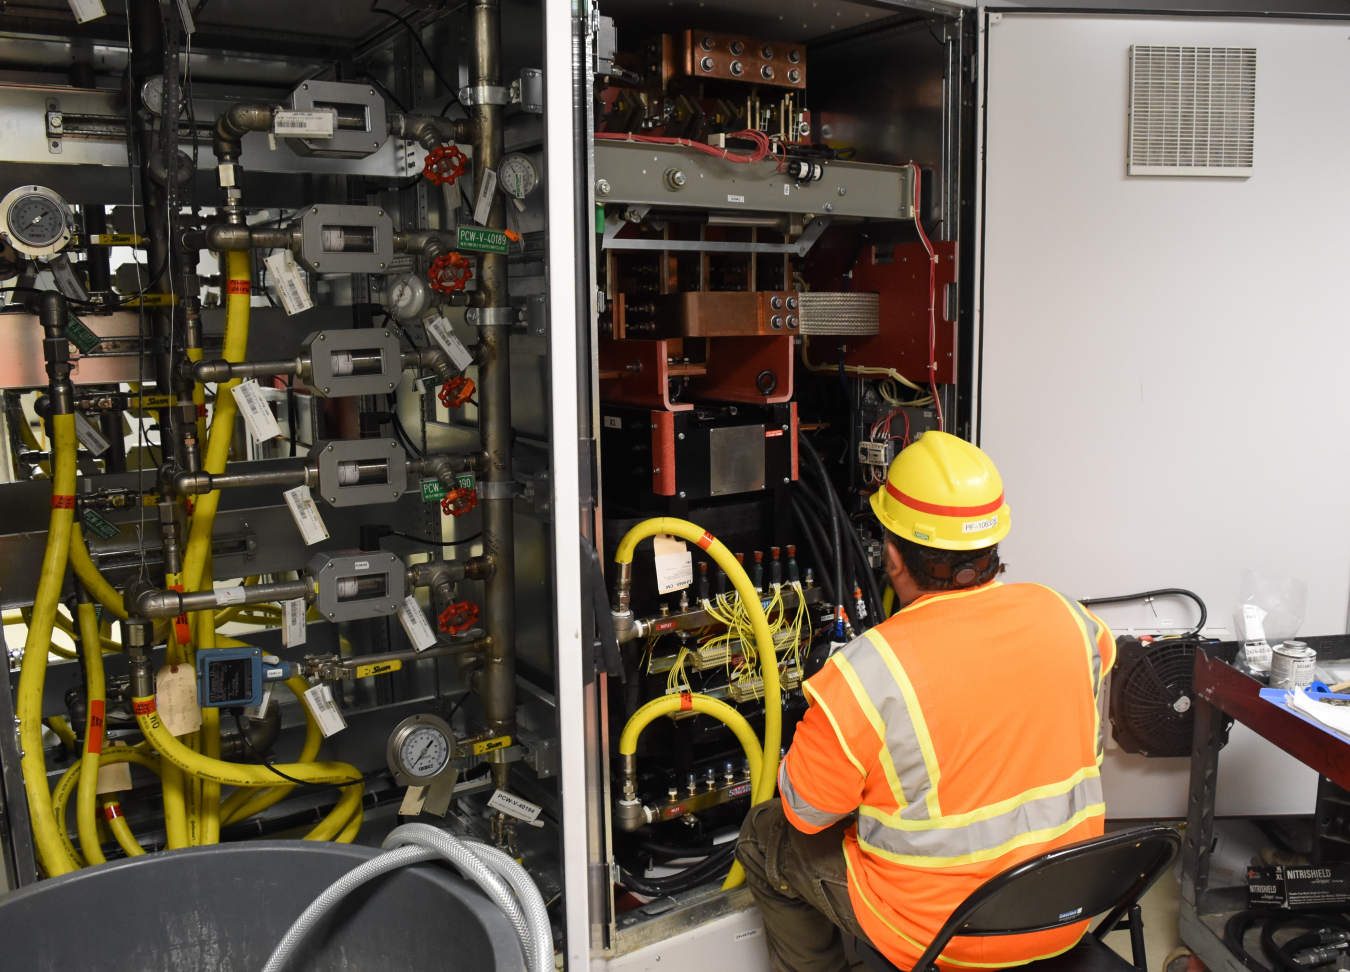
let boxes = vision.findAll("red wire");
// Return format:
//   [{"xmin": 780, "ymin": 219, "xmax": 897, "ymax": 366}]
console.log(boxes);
[
  {"xmin": 909, "ymin": 163, "xmax": 943, "ymax": 432},
  {"xmin": 594, "ymin": 129, "xmax": 773, "ymax": 165}
]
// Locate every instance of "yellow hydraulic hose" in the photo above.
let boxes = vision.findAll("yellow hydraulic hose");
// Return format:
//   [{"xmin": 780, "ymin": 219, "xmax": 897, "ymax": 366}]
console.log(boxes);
[
  {"xmin": 181, "ymin": 249, "xmax": 250, "ymax": 595},
  {"xmin": 882, "ymin": 585, "xmax": 895, "ymax": 619},
  {"xmin": 68, "ymin": 528, "xmax": 128, "ymax": 621},
  {"xmin": 134, "ymin": 691, "xmax": 362, "ymax": 840},
  {"xmin": 45, "ymin": 715, "xmax": 78, "ymax": 751},
  {"xmin": 620, "ymin": 693, "xmax": 764, "ymax": 889},
  {"xmin": 220, "ymin": 677, "xmax": 324, "ymax": 826},
  {"xmin": 614, "ymin": 517, "xmax": 783, "ymax": 805},
  {"xmin": 52, "ymin": 745, "xmax": 160, "ymax": 866},
  {"xmin": 17, "ymin": 411, "xmax": 78, "ymax": 876},
  {"xmin": 303, "ymin": 781, "xmax": 363, "ymax": 842},
  {"xmin": 336, "ymin": 801, "xmax": 363, "ymax": 844},
  {"xmin": 76, "ymin": 600, "xmax": 107, "ymax": 865},
  {"xmin": 198, "ymin": 555, "xmax": 221, "ymax": 845},
  {"xmin": 19, "ymin": 607, "xmax": 76, "ymax": 659},
  {"xmin": 102, "ymin": 799, "xmax": 146, "ymax": 857}
]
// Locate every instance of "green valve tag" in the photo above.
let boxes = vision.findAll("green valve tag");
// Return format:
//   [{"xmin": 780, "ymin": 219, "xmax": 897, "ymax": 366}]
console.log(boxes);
[
  {"xmin": 420, "ymin": 479, "xmax": 447, "ymax": 502},
  {"xmin": 595, "ymin": 204, "xmax": 605, "ymax": 235},
  {"xmin": 455, "ymin": 472, "xmax": 476, "ymax": 492},
  {"xmin": 81, "ymin": 508, "xmax": 120, "ymax": 541},
  {"xmin": 457, "ymin": 226, "xmax": 509, "ymax": 254},
  {"xmin": 66, "ymin": 314, "xmax": 101, "ymax": 354}
]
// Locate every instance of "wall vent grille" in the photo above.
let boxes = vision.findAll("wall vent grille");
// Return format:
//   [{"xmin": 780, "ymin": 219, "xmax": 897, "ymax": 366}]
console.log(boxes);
[{"xmin": 1128, "ymin": 45, "xmax": 1255, "ymax": 177}]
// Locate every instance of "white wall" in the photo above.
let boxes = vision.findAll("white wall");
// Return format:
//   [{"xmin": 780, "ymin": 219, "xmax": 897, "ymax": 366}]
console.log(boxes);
[{"xmin": 979, "ymin": 12, "xmax": 1350, "ymax": 817}]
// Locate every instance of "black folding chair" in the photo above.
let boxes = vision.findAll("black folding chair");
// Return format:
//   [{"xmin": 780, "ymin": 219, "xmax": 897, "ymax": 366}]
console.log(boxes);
[{"xmin": 855, "ymin": 825, "xmax": 1181, "ymax": 972}]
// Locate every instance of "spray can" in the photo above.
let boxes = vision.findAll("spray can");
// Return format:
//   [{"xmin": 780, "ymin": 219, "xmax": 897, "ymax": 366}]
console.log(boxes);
[{"xmin": 1271, "ymin": 640, "xmax": 1317, "ymax": 690}]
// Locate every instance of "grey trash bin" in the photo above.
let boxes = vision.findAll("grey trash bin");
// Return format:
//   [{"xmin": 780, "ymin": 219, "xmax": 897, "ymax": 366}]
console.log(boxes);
[{"xmin": 0, "ymin": 840, "xmax": 528, "ymax": 972}]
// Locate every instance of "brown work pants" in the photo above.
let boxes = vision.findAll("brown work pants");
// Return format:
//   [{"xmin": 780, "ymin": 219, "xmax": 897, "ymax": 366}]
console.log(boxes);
[{"xmin": 736, "ymin": 800, "xmax": 870, "ymax": 972}]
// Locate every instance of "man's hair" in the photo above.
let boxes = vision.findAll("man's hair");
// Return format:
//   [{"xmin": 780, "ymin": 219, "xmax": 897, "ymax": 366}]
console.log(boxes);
[{"xmin": 887, "ymin": 532, "xmax": 1001, "ymax": 592}]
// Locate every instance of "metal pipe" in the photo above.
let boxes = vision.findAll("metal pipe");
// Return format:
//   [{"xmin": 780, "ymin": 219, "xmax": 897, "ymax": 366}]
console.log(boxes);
[
  {"xmin": 401, "ymin": 347, "xmax": 454, "ymax": 383},
  {"xmin": 387, "ymin": 112, "xmax": 475, "ymax": 151},
  {"xmin": 82, "ymin": 205, "xmax": 112, "ymax": 298},
  {"xmin": 468, "ymin": 0, "xmax": 516, "ymax": 793},
  {"xmin": 173, "ymin": 464, "xmax": 315, "ymax": 495},
  {"xmin": 133, "ymin": 578, "xmax": 311, "ymax": 619},
  {"xmin": 191, "ymin": 357, "xmax": 306, "ymax": 383},
  {"xmin": 182, "ymin": 223, "xmax": 299, "ymax": 253},
  {"xmin": 36, "ymin": 291, "xmax": 74, "ymax": 416}
]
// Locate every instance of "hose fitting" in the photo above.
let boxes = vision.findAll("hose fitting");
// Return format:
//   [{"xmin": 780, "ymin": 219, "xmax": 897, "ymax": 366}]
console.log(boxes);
[{"xmin": 35, "ymin": 291, "xmax": 74, "ymax": 415}]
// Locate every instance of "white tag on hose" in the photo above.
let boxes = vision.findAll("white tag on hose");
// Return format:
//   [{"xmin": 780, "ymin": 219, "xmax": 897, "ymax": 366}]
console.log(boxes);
[
  {"xmin": 473, "ymin": 166, "xmax": 498, "ymax": 226},
  {"xmin": 263, "ymin": 249, "xmax": 313, "ymax": 316},
  {"xmin": 283, "ymin": 485, "xmax": 329, "ymax": 545},
  {"xmin": 96, "ymin": 741, "xmax": 132, "ymax": 794},
  {"xmin": 282, "ymin": 598, "xmax": 307, "ymax": 647},
  {"xmin": 155, "ymin": 664, "xmax": 202, "ymax": 737},
  {"xmin": 245, "ymin": 683, "xmax": 273, "ymax": 720},
  {"xmin": 398, "ymin": 595, "xmax": 438, "ymax": 651},
  {"xmin": 303, "ymin": 683, "xmax": 347, "ymax": 737},
  {"xmin": 425, "ymin": 316, "xmax": 474, "ymax": 372},
  {"xmin": 73, "ymin": 411, "xmax": 111, "ymax": 457},
  {"xmin": 273, "ymin": 109, "xmax": 334, "ymax": 138},
  {"xmin": 213, "ymin": 586, "xmax": 247, "ymax": 606},
  {"xmin": 231, "ymin": 379, "xmax": 281, "ymax": 442},
  {"xmin": 652, "ymin": 534, "xmax": 693, "ymax": 595}
]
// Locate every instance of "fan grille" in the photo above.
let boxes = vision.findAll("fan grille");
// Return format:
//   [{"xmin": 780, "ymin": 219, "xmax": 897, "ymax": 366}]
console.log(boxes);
[{"xmin": 1116, "ymin": 642, "xmax": 1197, "ymax": 757}]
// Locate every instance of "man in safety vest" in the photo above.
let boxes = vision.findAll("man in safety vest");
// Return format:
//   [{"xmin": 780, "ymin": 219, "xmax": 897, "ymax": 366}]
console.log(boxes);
[{"xmin": 737, "ymin": 431, "xmax": 1115, "ymax": 972}]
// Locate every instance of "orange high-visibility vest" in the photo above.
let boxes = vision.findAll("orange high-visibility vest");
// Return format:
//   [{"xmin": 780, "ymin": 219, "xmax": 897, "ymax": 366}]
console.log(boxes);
[{"xmin": 780, "ymin": 581, "xmax": 1115, "ymax": 971}]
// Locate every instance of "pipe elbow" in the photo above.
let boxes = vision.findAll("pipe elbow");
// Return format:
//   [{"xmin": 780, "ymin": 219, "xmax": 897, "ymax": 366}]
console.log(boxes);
[
  {"xmin": 173, "ymin": 471, "xmax": 212, "ymax": 495},
  {"xmin": 214, "ymin": 103, "xmax": 273, "ymax": 159},
  {"xmin": 192, "ymin": 359, "xmax": 235, "ymax": 383},
  {"xmin": 135, "ymin": 589, "xmax": 181, "ymax": 619}
]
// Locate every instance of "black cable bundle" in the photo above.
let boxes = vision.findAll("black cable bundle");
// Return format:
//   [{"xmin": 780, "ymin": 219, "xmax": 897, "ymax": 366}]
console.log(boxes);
[
  {"xmin": 1223, "ymin": 909, "xmax": 1350, "ymax": 972},
  {"xmin": 616, "ymin": 842, "xmax": 739, "ymax": 897}
]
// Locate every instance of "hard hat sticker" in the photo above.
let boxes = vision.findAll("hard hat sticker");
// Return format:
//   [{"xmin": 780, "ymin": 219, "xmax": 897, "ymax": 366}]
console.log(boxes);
[{"xmin": 962, "ymin": 515, "xmax": 998, "ymax": 534}]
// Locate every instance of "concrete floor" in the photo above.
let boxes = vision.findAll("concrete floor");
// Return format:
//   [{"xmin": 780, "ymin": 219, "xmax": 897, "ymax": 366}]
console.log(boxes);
[{"xmin": 1100, "ymin": 872, "xmax": 1185, "ymax": 972}]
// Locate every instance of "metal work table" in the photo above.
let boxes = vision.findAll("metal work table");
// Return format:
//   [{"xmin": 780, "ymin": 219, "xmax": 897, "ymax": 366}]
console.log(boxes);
[{"xmin": 1180, "ymin": 635, "xmax": 1350, "ymax": 972}]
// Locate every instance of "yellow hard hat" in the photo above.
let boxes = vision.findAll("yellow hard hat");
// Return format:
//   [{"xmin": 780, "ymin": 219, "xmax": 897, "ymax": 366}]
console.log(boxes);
[{"xmin": 868, "ymin": 431, "xmax": 1010, "ymax": 550}]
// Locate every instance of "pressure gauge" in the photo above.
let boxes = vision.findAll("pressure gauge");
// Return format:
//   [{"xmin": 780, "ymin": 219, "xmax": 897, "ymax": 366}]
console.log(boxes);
[
  {"xmin": 387, "ymin": 713, "xmax": 458, "ymax": 785},
  {"xmin": 140, "ymin": 76, "xmax": 165, "ymax": 115},
  {"xmin": 0, "ymin": 186, "xmax": 73, "ymax": 257},
  {"xmin": 498, "ymin": 153, "xmax": 538, "ymax": 200}
]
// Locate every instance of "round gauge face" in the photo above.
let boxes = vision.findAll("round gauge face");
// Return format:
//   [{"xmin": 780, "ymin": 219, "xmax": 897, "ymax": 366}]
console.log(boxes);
[
  {"xmin": 498, "ymin": 153, "xmax": 538, "ymax": 200},
  {"xmin": 7, "ymin": 193, "xmax": 67, "ymax": 248},
  {"xmin": 140, "ymin": 76, "xmax": 165, "ymax": 115},
  {"xmin": 398, "ymin": 725, "xmax": 451, "ymax": 779}
]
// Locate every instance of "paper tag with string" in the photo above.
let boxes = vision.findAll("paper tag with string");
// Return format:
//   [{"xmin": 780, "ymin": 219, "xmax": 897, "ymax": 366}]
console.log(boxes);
[{"xmin": 156, "ymin": 664, "xmax": 201, "ymax": 736}]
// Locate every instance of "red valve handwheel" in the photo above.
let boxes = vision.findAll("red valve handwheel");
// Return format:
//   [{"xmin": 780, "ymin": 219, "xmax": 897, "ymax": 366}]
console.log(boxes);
[
  {"xmin": 440, "ymin": 486, "xmax": 478, "ymax": 518},
  {"xmin": 438, "ymin": 600, "xmax": 480, "ymax": 635},
  {"xmin": 428, "ymin": 252, "xmax": 473, "ymax": 294},
  {"xmin": 439, "ymin": 376, "xmax": 475, "ymax": 409},
  {"xmin": 423, "ymin": 144, "xmax": 468, "ymax": 186}
]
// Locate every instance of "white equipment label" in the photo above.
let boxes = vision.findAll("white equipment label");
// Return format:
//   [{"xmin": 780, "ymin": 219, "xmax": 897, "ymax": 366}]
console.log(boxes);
[
  {"xmin": 653, "ymin": 534, "xmax": 693, "ymax": 595},
  {"xmin": 283, "ymin": 485, "xmax": 330, "ymax": 546},
  {"xmin": 398, "ymin": 595, "xmax": 438, "ymax": 651},
  {"xmin": 67, "ymin": 0, "xmax": 106, "ymax": 24},
  {"xmin": 282, "ymin": 598, "xmax": 307, "ymax": 647},
  {"xmin": 73, "ymin": 411, "xmax": 111, "ymax": 457},
  {"xmin": 303, "ymin": 683, "xmax": 347, "ymax": 737},
  {"xmin": 487, "ymin": 788, "xmax": 544, "ymax": 826},
  {"xmin": 245, "ymin": 683, "xmax": 274, "ymax": 720},
  {"xmin": 272, "ymin": 109, "xmax": 334, "ymax": 137},
  {"xmin": 264, "ymin": 249, "xmax": 313, "ymax": 316},
  {"xmin": 156, "ymin": 664, "xmax": 202, "ymax": 737},
  {"xmin": 213, "ymin": 586, "xmax": 247, "ymax": 606},
  {"xmin": 49, "ymin": 255, "xmax": 89, "ymax": 301},
  {"xmin": 425, "ymin": 316, "xmax": 474, "ymax": 372},
  {"xmin": 473, "ymin": 166, "xmax": 498, "ymax": 226},
  {"xmin": 232, "ymin": 379, "xmax": 281, "ymax": 442}
]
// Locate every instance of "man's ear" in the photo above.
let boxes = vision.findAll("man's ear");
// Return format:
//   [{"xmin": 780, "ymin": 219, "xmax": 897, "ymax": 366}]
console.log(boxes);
[{"xmin": 884, "ymin": 535, "xmax": 906, "ymax": 585}]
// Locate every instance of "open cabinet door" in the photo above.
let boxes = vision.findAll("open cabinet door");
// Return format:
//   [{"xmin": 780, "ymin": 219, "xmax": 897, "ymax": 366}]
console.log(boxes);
[{"xmin": 974, "ymin": 9, "xmax": 1350, "ymax": 817}]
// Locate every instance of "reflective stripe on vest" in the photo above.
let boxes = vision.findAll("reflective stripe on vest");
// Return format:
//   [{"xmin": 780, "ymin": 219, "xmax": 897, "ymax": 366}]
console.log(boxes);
[
  {"xmin": 1042, "ymin": 588, "xmax": 1108, "ymax": 761},
  {"xmin": 779, "ymin": 760, "xmax": 849, "ymax": 829},
  {"xmin": 856, "ymin": 768, "xmax": 1104, "ymax": 867}
]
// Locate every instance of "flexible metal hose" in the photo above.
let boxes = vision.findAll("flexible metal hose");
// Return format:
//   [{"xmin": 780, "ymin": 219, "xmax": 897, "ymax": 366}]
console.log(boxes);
[{"xmin": 260, "ymin": 823, "xmax": 550, "ymax": 972}]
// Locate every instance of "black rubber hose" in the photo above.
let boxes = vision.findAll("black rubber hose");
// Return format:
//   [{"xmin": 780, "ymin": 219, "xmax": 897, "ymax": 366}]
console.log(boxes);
[
  {"xmin": 1224, "ymin": 910, "xmax": 1274, "ymax": 972},
  {"xmin": 1259, "ymin": 912, "xmax": 1350, "ymax": 972},
  {"xmin": 617, "ymin": 844, "xmax": 737, "ymax": 896},
  {"xmin": 638, "ymin": 839, "xmax": 720, "ymax": 859},
  {"xmin": 795, "ymin": 476, "xmax": 860, "ymax": 630},
  {"xmin": 798, "ymin": 435, "xmax": 882, "ymax": 625},
  {"xmin": 1078, "ymin": 588, "xmax": 1207, "ymax": 638},
  {"xmin": 790, "ymin": 495, "xmax": 838, "ymax": 608},
  {"xmin": 795, "ymin": 453, "xmax": 850, "ymax": 629}
]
